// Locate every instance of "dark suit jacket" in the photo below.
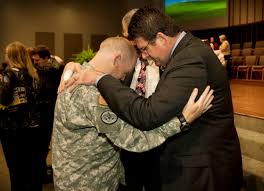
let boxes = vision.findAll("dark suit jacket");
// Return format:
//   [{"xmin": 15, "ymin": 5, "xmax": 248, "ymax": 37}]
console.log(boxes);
[{"xmin": 97, "ymin": 32, "xmax": 243, "ymax": 191}]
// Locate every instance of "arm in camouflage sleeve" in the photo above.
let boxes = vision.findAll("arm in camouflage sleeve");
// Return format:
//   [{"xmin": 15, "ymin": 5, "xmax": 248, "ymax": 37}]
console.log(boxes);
[
  {"xmin": 92, "ymin": 104, "xmax": 182, "ymax": 153},
  {"xmin": 104, "ymin": 116, "xmax": 181, "ymax": 152}
]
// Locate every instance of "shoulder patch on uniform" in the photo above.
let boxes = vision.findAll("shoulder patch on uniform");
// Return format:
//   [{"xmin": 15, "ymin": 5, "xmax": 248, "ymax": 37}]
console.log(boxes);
[
  {"xmin": 101, "ymin": 110, "xmax": 118, "ymax": 125},
  {"xmin": 98, "ymin": 95, "xmax": 108, "ymax": 106}
]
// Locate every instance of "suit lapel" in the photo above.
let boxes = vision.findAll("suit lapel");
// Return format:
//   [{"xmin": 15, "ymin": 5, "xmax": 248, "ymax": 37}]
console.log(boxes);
[
  {"xmin": 171, "ymin": 32, "xmax": 194, "ymax": 57},
  {"xmin": 159, "ymin": 32, "xmax": 195, "ymax": 81}
]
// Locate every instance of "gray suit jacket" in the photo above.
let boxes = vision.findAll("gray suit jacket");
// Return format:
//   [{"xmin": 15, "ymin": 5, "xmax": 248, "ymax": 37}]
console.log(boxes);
[{"xmin": 97, "ymin": 32, "xmax": 243, "ymax": 191}]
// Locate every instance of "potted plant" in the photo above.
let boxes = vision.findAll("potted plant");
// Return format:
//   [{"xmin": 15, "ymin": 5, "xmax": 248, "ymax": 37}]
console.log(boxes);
[{"xmin": 73, "ymin": 46, "xmax": 96, "ymax": 64}]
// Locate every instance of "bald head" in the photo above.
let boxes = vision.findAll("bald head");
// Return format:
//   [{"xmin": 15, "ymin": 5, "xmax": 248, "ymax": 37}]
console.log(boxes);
[
  {"xmin": 92, "ymin": 36, "xmax": 137, "ymax": 80},
  {"xmin": 99, "ymin": 36, "xmax": 136, "ymax": 62}
]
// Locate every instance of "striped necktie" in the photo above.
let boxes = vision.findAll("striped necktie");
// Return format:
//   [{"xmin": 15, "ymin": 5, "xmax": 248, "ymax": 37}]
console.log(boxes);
[{"xmin": 135, "ymin": 60, "xmax": 147, "ymax": 96}]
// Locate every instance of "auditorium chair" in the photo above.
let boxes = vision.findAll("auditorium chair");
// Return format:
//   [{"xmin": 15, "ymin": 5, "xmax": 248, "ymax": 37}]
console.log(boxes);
[
  {"xmin": 231, "ymin": 49, "xmax": 241, "ymax": 57},
  {"xmin": 242, "ymin": 42, "xmax": 253, "ymax": 49},
  {"xmin": 254, "ymin": 48, "xmax": 264, "ymax": 56},
  {"xmin": 231, "ymin": 56, "xmax": 244, "ymax": 79},
  {"xmin": 241, "ymin": 48, "xmax": 253, "ymax": 56},
  {"xmin": 231, "ymin": 43, "xmax": 241, "ymax": 50},
  {"xmin": 255, "ymin": 41, "xmax": 264, "ymax": 48},
  {"xmin": 236, "ymin": 55, "xmax": 257, "ymax": 79},
  {"xmin": 250, "ymin": 56, "xmax": 264, "ymax": 80}
]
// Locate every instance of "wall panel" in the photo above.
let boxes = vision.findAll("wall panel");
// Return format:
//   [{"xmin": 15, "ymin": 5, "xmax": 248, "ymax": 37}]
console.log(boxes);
[
  {"xmin": 247, "ymin": 0, "xmax": 255, "ymax": 23},
  {"xmin": 240, "ymin": 0, "xmax": 248, "ymax": 24},
  {"xmin": 35, "ymin": 32, "xmax": 55, "ymax": 54},
  {"xmin": 233, "ymin": 0, "xmax": 241, "ymax": 25},
  {"xmin": 64, "ymin": 33, "xmax": 83, "ymax": 63}
]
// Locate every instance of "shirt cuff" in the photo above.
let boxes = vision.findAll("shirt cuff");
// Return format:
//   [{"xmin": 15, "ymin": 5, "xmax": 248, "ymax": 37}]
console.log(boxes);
[{"xmin": 95, "ymin": 74, "xmax": 107, "ymax": 86}]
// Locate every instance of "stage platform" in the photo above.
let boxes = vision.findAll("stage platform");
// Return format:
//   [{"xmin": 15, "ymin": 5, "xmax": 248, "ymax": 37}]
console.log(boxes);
[{"xmin": 231, "ymin": 80, "xmax": 264, "ymax": 119}]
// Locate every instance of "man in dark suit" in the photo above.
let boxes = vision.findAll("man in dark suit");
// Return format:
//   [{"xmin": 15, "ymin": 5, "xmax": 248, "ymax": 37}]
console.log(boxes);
[{"xmin": 62, "ymin": 7, "xmax": 243, "ymax": 191}]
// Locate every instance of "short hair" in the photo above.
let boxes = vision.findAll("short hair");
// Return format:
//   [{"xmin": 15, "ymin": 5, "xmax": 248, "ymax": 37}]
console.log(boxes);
[
  {"xmin": 122, "ymin": 8, "xmax": 139, "ymax": 28},
  {"xmin": 100, "ymin": 37, "xmax": 137, "ymax": 64},
  {"xmin": 219, "ymin": 34, "xmax": 227, "ymax": 41},
  {"xmin": 128, "ymin": 7, "xmax": 180, "ymax": 41},
  {"xmin": 33, "ymin": 45, "xmax": 51, "ymax": 59}
]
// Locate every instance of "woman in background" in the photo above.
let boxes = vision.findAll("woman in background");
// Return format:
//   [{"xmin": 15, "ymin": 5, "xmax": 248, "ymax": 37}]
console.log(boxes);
[
  {"xmin": 210, "ymin": 36, "xmax": 219, "ymax": 50},
  {"xmin": 219, "ymin": 34, "xmax": 231, "ymax": 60},
  {"xmin": 0, "ymin": 41, "xmax": 42, "ymax": 191},
  {"xmin": 219, "ymin": 34, "xmax": 231, "ymax": 78}
]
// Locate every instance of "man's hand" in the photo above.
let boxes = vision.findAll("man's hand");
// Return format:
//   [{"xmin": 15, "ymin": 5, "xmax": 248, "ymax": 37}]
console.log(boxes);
[
  {"xmin": 64, "ymin": 69, "xmax": 103, "ymax": 92},
  {"xmin": 182, "ymin": 86, "xmax": 214, "ymax": 123},
  {"xmin": 57, "ymin": 62, "xmax": 81, "ymax": 93}
]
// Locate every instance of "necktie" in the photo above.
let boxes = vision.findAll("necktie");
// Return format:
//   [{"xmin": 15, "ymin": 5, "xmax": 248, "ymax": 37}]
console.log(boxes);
[{"xmin": 135, "ymin": 61, "xmax": 147, "ymax": 96}]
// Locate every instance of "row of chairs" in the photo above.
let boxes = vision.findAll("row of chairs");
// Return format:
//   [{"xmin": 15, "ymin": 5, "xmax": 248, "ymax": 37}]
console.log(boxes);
[
  {"xmin": 232, "ymin": 55, "xmax": 264, "ymax": 80},
  {"xmin": 231, "ymin": 40, "xmax": 264, "ymax": 50},
  {"xmin": 231, "ymin": 47, "xmax": 264, "ymax": 57}
]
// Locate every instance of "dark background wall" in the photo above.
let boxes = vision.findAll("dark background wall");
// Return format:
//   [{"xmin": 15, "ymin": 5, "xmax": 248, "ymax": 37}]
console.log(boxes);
[
  {"xmin": 192, "ymin": 0, "xmax": 264, "ymax": 45},
  {"xmin": 0, "ymin": 0, "xmax": 263, "ymax": 61},
  {"xmin": 0, "ymin": 0, "xmax": 163, "ymax": 61}
]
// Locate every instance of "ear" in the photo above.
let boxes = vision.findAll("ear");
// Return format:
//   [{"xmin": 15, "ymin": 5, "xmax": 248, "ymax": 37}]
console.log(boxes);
[
  {"xmin": 156, "ymin": 32, "xmax": 167, "ymax": 45},
  {"xmin": 113, "ymin": 52, "xmax": 122, "ymax": 67}
]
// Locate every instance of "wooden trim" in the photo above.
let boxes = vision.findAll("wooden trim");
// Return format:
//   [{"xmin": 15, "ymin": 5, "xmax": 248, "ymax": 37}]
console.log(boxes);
[
  {"xmin": 228, "ymin": 0, "xmax": 231, "ymax": 26},
  {"xmin": 232, "ymin": 0, "xmax": 235, "ymax": 26},
  {"xmin": 246, "ymin": 0, "xmax": 248, "ymax": 24},
  {"xmin": 234, "ymin": 112, "xmax": 264, "ymax": 120},
  {"xmin": 263, "ymin": 0, "xmax": 264, "ymax": 20},
  {"xmin": 239, "ymin": 0, "xmax": 241, "ymax": 25},
  {"xmin": 254, "ymin": 0, "xmax": 256, "ymax": 22}
]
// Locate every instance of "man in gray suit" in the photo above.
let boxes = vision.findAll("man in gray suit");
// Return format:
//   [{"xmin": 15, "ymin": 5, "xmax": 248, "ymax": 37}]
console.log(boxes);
[{"xmin": 61, "ymin": 7, "xmax": 243, "ymax": 191}]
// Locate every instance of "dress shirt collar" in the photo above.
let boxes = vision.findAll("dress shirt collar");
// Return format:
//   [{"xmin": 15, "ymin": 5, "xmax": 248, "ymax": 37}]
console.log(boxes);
[{"xmin": 170, "ymin": 31, "xmax": 186, "ymax": 57}]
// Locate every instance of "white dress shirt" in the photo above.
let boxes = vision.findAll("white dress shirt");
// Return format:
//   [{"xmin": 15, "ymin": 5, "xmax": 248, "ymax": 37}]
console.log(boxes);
[{"xmin": 130, "ymin": 59, "xmax": 160, "ymax": 98}]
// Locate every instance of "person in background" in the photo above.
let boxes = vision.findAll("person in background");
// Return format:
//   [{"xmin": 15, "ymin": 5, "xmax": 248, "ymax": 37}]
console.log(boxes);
[
  {"xmin": 219, "ymin": 34, "xmax": 231, "ymax": 78},
  {"xmin": 53, "ymin": 36, "xmax": 213, "ymax": 191},
  {"xmin": 31, "ymin": 45, "xmax": 64, "ymax": 183},
  {"xmin": 62, "ymin": 7, "xmax": 243, "ymax": 191},
  {"xmin": 214, "ymin": 50, "xmax": 226, "ymax": 67},
  {"xmin": 0, "ymin": 41, "xmax": 42, "ymax": 191},
  {"xmin": 121, "ymin": 8, "xmax": 162, "ymax": 191},
  {"xmin": 203, "ymin": 39, "xmax": 226, "ymax": 67},
  {"xmin": 0, "ymin": 61, "xmax": 13, "ymax": 139},
  {"xmin": 219, "ymin": 34, "xmax": 231, "ymax": 60},
  {"xmin": 209, "ymin": 36, "xmax": 219, "ymax": 50}
]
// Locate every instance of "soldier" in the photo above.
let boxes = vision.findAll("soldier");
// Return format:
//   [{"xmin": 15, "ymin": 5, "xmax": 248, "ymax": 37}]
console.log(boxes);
[{"xmin": 53, "ymin": 37, "xmax": 213, "ymax": 191}]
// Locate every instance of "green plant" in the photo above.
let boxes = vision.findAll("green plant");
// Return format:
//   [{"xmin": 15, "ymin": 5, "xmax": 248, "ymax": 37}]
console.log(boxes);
[{"xmin": 73, "ymin": 46, "xmax": 96, "ymax": 64}]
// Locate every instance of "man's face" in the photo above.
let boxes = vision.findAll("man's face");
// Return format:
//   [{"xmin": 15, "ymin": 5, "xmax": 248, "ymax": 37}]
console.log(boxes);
[
  {"xmin": 32, "ymin": 54, "xmax": 48, "ymax": 66},
  {"xmin": 134, "ymin": 37, "xmax": 170, "ymax": 67}
]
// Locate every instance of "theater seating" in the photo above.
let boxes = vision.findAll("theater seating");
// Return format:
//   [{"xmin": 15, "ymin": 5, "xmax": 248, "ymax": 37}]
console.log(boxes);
[
  {"xmin": 251, "ymin": 56, "xmax": 264, "ymax": 80},
  {"xmin": 236, "ymin": 55, "xmax": 257, "ymax": 79}
]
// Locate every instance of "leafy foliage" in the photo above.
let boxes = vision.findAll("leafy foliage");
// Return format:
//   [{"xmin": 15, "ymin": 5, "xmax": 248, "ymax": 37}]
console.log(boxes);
[{"xmin": 73, "ymin": 47, "xmax": 96, "ymax": 64}]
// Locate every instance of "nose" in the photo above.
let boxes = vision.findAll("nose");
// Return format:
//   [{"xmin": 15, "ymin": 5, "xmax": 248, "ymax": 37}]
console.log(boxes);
[{"xmin": 141, "ymin": 52, "xmax": 149, "ymax": 60}]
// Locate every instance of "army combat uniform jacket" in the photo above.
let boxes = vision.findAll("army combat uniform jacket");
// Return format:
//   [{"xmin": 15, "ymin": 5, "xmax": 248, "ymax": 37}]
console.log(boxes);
[{"xmin": 52, "ymin": 71, "xmax": 183, "ymax": 191}]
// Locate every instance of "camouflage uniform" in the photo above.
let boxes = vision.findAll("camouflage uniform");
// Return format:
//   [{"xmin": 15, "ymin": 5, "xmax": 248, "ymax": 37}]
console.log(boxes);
[{"xmin": 52, "ymin": 65, "xmax": 183, "ymax": 191}]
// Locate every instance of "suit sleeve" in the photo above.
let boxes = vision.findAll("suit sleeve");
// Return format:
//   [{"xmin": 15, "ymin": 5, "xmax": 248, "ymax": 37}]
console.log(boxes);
[{"xmin": 97, "ymin": 56, "xmax": 208, "ymax": 131}]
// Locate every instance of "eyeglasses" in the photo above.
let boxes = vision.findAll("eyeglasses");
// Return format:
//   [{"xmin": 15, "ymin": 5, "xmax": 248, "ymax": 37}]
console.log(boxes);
[{"xmin": 137, "ymin": 41, "xmax": 151, "ymax": 53}]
